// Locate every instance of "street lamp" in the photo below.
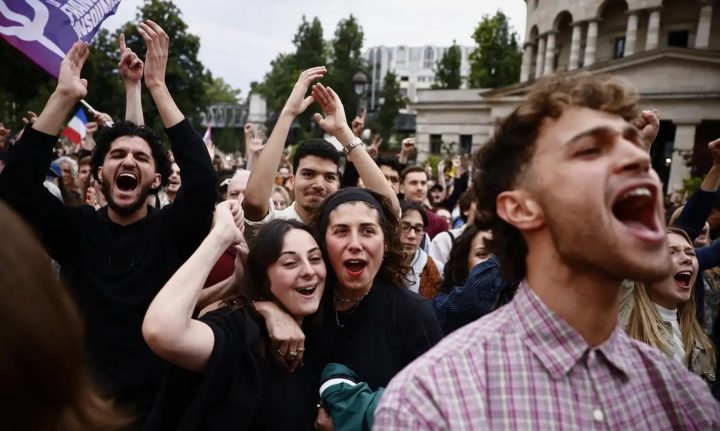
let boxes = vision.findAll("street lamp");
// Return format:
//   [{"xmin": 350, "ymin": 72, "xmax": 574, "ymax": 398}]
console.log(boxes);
[
  {"xmin": 353, "ymin": 72, "xmax": 368, "ymax": 96},
  {"xmin": 352, "ymin": 72, "xmax": 368, "ymax": 116}
]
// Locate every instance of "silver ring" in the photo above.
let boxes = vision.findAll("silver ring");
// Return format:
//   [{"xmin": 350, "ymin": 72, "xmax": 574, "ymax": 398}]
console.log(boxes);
[
  {"xmin": 288, "ymin": 351, "xmax": 298, "ymax": 357},
  {"xmin": 277, "ymin": 349, "xmax": 286, "ymax": 356}
]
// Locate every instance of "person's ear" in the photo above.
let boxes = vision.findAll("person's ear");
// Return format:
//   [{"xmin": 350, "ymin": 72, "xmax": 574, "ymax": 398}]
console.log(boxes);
[
  {"xmin": 496, "ymin": 190, "xmax": 544, "ymax": 231},
  {"xmin": 97, "ymin": 167, "xmax": 104, "ymax": 184},
  {"xmin": 287, "ymin": 174, "xmax": 295, "ymax": 190},
  {"xmin": 151, "ymin": 173, "xmax": 161, "ymax": 190}
]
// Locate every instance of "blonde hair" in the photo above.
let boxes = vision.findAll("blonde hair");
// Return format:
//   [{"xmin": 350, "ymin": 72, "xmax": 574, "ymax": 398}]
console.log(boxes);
[{"xmin": 625, "ymin": 228, "xmax": 716, "ymax": 369}]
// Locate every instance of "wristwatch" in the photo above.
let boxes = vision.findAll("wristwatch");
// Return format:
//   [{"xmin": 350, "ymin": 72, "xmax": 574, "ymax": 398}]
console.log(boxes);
[{"xmin": 343, "ymin": 137, "xmax": 363, "ymax": 155}]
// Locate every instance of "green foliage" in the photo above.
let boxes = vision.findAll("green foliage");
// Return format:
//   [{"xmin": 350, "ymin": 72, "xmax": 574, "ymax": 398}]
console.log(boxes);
[
  {"xmin": 376, "ymin": 71, "xmax": 405, "ymax": 142},
  {"xmin": 204, "ymin": 76, "xmax": 240, "ymax": 104},
  {"xmin": 681, "ymin": 176, "xmax": 703, "ymax": 200},
  {"xmin": 326, "ymin": 15, "xmax": 367, "ymax": 124},
  {"xmin": 253, "ymin": 14, "xmax": 367, "ymax": 140},
  {"xmin": 469, "ymin": 11, "xmax": 522, "ymax": 88},
  {"xmin": 433, "ymin": 42, "xmax": 462, "ymax": 89}
]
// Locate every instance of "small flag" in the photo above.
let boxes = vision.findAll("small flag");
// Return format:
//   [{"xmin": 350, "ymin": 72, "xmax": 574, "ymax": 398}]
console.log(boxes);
[
  {"xmin": 0, "ymin": 0, "xmax": 121, "ymax": 78},
  {"xmin": 62, "ymin": 108, "xmax": 87, "ymax": 145},
  {"xmin": 203, "ymin": 126, "xmax": 212, "ymax": 145}
]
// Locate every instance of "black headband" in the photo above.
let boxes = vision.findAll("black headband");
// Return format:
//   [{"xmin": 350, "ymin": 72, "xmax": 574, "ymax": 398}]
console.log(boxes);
[{"xmin": 319, "ymin": 188, "xmax": 385, "ymax": 234}]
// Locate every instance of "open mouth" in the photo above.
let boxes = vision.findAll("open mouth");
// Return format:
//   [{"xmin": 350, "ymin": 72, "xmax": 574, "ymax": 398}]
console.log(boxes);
[
  {"xmin": 611, "ymin": 184, "xmax": 663, "ymax": 242},
  {"xmin": 673, "ymin": 270, "xmax": 693, "ymax": 288},
  {"xmin": 295, "ymin": 285, "xmax": 317, "ymax": 297},
  {"xmin": 343, "ymin": 259, "xmax": 367, "ymax": 276},
  {"xmin": 116, "ymin": 172, "xmax": 139, "ymax": 192}
]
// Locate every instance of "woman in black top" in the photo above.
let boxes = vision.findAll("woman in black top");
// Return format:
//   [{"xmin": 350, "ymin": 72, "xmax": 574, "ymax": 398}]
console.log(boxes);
[
  {"xmin": 307, "ymin": 188, "xmax": 443, "ymax": 390},
  {"xmin": 142, "ymin": 201, "xmax": 326, "ymax": 430}
]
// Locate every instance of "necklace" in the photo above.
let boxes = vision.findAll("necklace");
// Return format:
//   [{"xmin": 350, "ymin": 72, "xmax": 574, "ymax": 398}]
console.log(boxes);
[
  {"xmin": 333, "ymin": 288, "xmax": 370, "ymax": 327},
  {"xmin": 333, "ymin": 288, "xmax": 370, "ymax": 305}
]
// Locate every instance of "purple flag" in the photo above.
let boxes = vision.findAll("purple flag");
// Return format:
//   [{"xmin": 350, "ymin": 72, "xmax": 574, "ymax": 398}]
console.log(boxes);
[{"xmin": 0, "ymin": 0, "xmax": 121, "ymax": 78}]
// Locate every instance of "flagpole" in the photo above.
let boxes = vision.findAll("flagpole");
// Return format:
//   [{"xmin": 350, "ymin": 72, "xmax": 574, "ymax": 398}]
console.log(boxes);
[{"xmin": 80, "ymin": 99, "xmax": 114, "ymax": 127}]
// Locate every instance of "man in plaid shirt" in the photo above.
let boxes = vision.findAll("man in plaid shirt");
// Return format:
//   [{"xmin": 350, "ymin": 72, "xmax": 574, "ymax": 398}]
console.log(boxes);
[{"xmin": 374, "ymin": 74, "xmax": 720, "ymax": 429}]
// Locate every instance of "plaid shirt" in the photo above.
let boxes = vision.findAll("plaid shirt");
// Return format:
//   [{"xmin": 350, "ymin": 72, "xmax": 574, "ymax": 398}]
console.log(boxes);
[{"xmin": 375, "ymin": 282, "xmax": 720, "ymax": 430}]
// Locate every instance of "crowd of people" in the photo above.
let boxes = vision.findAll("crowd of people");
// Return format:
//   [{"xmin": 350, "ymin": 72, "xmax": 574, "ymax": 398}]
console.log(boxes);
[{"xmin": 0, "ymin": 20, "xmax": 718, "ymax": 430}]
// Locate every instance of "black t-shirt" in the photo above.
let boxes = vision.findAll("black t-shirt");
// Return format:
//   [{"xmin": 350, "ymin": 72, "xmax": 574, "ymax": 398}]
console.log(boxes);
[
  {"xmin": 145, "ymin": 307, "xmax": 319, "ymax": 431},
  {"xmin": 307, "ymin": 280, "xmax": 443, "ymax": 390},
  {"xmin": 0, "ymin": 121, "xmax": 217, "ymax": 426}
]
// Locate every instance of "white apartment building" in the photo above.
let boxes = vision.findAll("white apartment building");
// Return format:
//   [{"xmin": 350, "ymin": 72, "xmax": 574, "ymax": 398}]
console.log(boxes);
[{"xmin": 364, "ymin": 45, "xmax": 473, "ymax": 111}]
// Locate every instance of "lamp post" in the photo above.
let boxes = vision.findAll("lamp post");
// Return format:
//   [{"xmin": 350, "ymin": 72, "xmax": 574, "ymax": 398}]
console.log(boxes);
[{"xmin": 352, "ymin": 72, "xmax": 368, "ymax": 115}]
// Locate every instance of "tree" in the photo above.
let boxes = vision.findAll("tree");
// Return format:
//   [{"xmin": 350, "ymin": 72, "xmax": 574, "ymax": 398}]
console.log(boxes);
[
  {"xmin": 468, "ymin": 11, "xmax": 522, "ymax": 88},
  {"xmin": 204, "ymin": 76, "xmax": 240, "ymax": 104},
  {"xmin": 118, "ymin": 0, "xmax": 212, "ymax": 131},
  {"xmin": 293, "ymin": 16, "xmax": 326, "ymax": 70},
  {"xmin": 433, "ymin": 42, "xmax": 462, "ymax": 89},
  {"xmin": 327, "ymin": 15, "xmax": 367, "ymax": 124},
  {"xmin": 376, "ymin": 71, "xmax": 405, "ymax": 142}
]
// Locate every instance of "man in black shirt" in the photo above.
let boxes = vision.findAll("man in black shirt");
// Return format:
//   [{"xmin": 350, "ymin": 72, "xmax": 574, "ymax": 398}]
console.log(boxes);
[{"xmin": 0, "ymin": 22, "xmax": 216, "ymax": 426}]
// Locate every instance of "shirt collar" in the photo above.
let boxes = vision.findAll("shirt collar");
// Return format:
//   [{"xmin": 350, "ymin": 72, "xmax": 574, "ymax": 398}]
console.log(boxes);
[{"xmin": 516, "ymin": 281, "xmax": 631, "ymax": 380}]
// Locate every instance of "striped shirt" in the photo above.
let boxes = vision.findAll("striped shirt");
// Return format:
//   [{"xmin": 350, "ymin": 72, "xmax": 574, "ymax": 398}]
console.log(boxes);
[{"xmin": 374, "ymin": 282, "xmax": 720, "ymax": 430}]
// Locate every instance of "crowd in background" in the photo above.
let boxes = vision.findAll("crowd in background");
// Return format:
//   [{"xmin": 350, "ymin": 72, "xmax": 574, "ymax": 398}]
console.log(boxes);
[{"xmin": 0, "ymin": 20, "xmax": 718, "ymax": 431}]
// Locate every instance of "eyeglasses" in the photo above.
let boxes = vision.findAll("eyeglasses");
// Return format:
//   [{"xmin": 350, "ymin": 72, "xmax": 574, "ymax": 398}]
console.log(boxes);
[{"xmin": 401, "ymin": 222, "xmax": 426, "ymax": 235}]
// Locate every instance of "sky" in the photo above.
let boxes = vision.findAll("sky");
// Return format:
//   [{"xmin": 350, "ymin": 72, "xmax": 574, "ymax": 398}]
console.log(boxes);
[{"xmin": 101, "ymin": 0, "xmax": 528, "ymax": 98}]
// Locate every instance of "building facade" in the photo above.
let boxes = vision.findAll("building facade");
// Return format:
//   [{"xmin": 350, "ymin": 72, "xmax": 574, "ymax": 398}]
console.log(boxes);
[
  {"xmin": 412, "ymin": 0, "xmax": 720, "ymax": 193},
  {"xmin": 365, "ymin": 45, "xmax": 473, "ymax": 111}
]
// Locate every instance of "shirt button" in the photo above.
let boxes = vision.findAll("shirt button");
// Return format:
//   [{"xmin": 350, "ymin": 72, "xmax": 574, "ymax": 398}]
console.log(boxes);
[{"xmin": 593, "ymin": 408, "xmax": 604, "ymax": 422}]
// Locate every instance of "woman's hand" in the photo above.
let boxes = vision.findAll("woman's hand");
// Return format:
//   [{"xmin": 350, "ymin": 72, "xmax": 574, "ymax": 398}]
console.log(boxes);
[
  {"xmin": 212, "ymin": 200, "xmax": 245, "ymax": 246},
  {"xmin": 252, "ymin": 301, "xmax": 306, "ymax": 372}
]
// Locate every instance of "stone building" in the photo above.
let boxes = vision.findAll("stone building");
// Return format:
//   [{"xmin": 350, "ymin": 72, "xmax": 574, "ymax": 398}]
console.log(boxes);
[
  {"xmin": 412, "ymin": 0, "xmax": 720, "ymax": 193},
  {"xmin": 364, "ymin": 45, "xmax": 473, "ymax": 111}
]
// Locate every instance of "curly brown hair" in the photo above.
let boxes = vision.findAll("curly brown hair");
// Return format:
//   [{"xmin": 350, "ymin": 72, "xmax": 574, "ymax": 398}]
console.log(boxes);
[
  {"xmin": 312, "ymin": 188, "xmax": 411, "ymax": 288},
  {"xmin": 474, "ymin": 72, "xmax": 641, "ymax": 282}
]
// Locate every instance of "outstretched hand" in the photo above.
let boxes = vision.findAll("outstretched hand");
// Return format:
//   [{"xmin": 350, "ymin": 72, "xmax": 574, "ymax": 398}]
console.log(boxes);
[
  {"xmin": 138, "ymin": 20, "xmax": 169, "ymax": 91},
  {"xmin": 56, "ymin": 41, "xmax": 90, "ymax": 101},
  {"xmin": 351, "ymin": 107, "xmax": 367, "ymax": 137},
  {"xmin": 281, "ymin": 66, "xmax": 327, "ymax": 117},
  {"xmin": 118, "ymin": 33, "xmax": 144, "ymax": 84},
  {"xmin": 631, "ymin": 109, "xmax": 660, "ymax": 152},
  {"xmin": 312, "ymin": 83, "xmax": 349, "ymax": 136}
]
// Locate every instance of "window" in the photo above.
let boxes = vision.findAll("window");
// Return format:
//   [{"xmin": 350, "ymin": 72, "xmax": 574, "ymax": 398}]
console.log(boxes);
[
  {"xmin": 668, "ymin": 30, "xmax": 689, "ymax": 48},
  {"xmin": 423, "ymin": 47, "xmax": 434, "ymax": 69},
  {"xmin": 613, "ymin": 37, "xmax": 625, "ymax": 58},
  {"xmin": 460, "ymin": 135, "xmax": 473, "ymax": 154},
  {"xmin": 430, "ymin": 134, "xmax": 443, "ymax": 154},
  {"xmin": 400, "ymin": 75, "xmax": 409, "ymax": 82},
  {"xmin": 396, "ymin": 47, "xmax": 406, "ymax": 64}
]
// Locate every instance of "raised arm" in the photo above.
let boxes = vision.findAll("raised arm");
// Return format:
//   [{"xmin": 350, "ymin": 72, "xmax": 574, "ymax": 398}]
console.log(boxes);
[
  {"xmin": 312, "ymin": 83, "xmax": 400, "ymax": 214},
  {"xmin": 138, "ymin": 20, "xmax": 183, "ymax": 128},
  {"xmin": 0, "ymin": 42, "xmax": 89, "ymax": 262},
  {"xmin": 632, "ymin": 109, "xmax": 660, "ymax": 153},
  {"xmin": 143, "ymin": 200, "xmax": 246, "ymax": 372},
  {"xmin": 243, "ymin": 67, "xmax": 327, "ymax": 221},
  {"xmin": 34, "ymin": 42, "xmax": 89, "ymax": 135},
  {"xmin": 674, "ymin": 139, "xmax": 720, "ymax": 240},
  {"xmin": 118, "ymin": 33, "xmax": 144, "ymax": 124}
]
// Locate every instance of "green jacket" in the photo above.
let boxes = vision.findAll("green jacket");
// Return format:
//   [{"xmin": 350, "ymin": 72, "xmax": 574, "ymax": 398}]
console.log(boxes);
[{"xmin": 319, "ymin": 363, "xmax": 385, "ymax": 431}]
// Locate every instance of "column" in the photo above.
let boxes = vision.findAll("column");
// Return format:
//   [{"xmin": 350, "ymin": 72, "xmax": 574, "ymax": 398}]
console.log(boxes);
[
  {"xmin": 625, "ymin": 12, "xmax": 639, "ymax": 56},
  {"xmin": 543, "ymin": 32, "xmax": 556, "ymax": 75},
  {"xmin": 535, "ymin": 35, "xmax": 546, "ymax": 78},
  {"xmin": 583, "ymin": 20, "xmax": 598, "ymax": 67},
  {"xmin": 695, "ymin": 3, "xmax": 713, "ymax": 49},
  {"xmin": 520, "ymin": 43, "xmax": 534, "ymax": 82},
  {"xmin": 568, "ymin": 23, "xmax": 582, "ymax": 70},
  {"xmin": 668, "ymin": 123, "xmax": 697, "ymax": 193},
  {"xmin": 645, "ymin": 8, "xmax": 661, "ymax": 50}
]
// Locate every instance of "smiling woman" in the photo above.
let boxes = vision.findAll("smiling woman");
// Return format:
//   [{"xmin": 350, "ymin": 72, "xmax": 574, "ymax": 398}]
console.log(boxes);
[
  {"xmin": 622, "ymin": 228, "xmax": 717, "ymax": 386},
  {"xmin": 143, "ymin": 205, "xmax": 327, "ymax": 430}
]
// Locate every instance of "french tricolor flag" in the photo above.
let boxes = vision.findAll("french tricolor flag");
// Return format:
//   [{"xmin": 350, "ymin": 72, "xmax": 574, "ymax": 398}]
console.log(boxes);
[{"xmin": 62, "ymin": 109, "xmax": 88, "ymax": 145}]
